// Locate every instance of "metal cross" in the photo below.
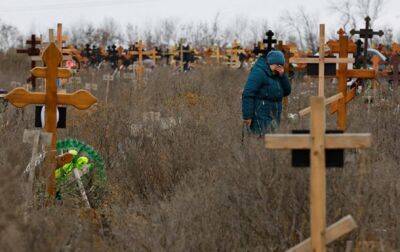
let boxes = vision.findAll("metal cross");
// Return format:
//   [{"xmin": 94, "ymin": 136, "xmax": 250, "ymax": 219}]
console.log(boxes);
[
  {"xmin": 263, "ymin": 30, "xmax": 277, "ymax": 54},
  {"xmin": 350, "ymin": 16, "xmax": 384, "ymax": 69}
]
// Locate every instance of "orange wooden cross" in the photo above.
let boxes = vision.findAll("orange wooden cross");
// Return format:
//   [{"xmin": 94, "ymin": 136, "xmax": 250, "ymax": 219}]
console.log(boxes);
[
  {"xmin": 5, "ymin": 43, "xmax": 97, "ymax": 197},
  {"xmin": 129, "ymin": 40, "xmax": 158, "ymax": 81},
  {"xmin": 328, "ymin": 29, "xmax": 376, "ymax": 130},
  {"xmin": 225, "ymin": 40, "xmax": 245, "ymax": 68}
]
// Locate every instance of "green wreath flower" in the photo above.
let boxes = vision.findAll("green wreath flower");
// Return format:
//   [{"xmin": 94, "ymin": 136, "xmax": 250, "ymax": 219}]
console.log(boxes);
[{"xmin": 55, "ymin": 139, "xmax": 106, "ymax": 206}]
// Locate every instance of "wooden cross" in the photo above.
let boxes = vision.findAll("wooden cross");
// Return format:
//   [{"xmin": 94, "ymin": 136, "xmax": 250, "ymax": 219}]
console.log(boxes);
[
  {"xmin": 5, "ymin": 43, "xmax": 97, "ymax": 197},
  {"xmin": 225, "ymin": 40, "xmax": 245, "ymax": 68},
  {"xmin": 387, "ymin": 54, "xmax": 400, "ymax": 90},
  {"xmin": 327, "ymin": 29, "xmax": 376, "ymax": 130},
  {"xmin": 265, "ymin": 96, "xmax": 372, "ymax": 252},
  {"xmin": 56, "ymin": 23, "xmax": 68, "ymax": 50},
  {"xmin": 263, "ymin": 30, "xmax": 277, "ymax": 54},
  {"xmin": 17, "ymin": 34, "xmax": 42, "ymax": 90},
  {"xmin": 129, "ymin": 40, "xmax": 158, "ymax": 81},
  {"xmin": 290, "ymin": 24, "xmax": 354, "ymax": 97},
  {"xmin": 210, "ymin": 45, "xmax": 222, "ymax": 64},
  {"xmin": 350, "ymin": 16, "xmax": 384, "ymax": 69}
]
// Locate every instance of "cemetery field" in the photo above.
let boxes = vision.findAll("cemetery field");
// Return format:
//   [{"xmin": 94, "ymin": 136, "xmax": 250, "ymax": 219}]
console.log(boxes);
[{"xmin": 0, "ymin": 53, "xmax": 399, "ymax": 251}]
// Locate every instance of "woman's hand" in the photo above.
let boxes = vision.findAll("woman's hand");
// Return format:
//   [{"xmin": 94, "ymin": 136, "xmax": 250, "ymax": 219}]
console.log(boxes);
[
  {"xmin": 276, "ymin": 65, "xmax": 285, "ymax": 76},
  {"xmin": 243, "ymin": 119, "xmax": 252, "ymax": 127}
]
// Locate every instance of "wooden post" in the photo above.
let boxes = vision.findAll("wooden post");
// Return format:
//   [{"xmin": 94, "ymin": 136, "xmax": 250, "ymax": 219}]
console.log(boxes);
[
  {"xmin": 5, "ymin": 43, "xmax": 97, "ymax": 198},
  {"xmin": 49, "ymin": 29, "xmax": 55, "ymax": 43},
  {"xmin": 310, "ymin": 96, "xmax": 326, "ymax": 252},
  {"xmin": 73, "ymin": 168, "xmax": 91, "ymax": 208},
  {"xmin": 337, "ymin": 29, "xmax": 349, "ymax": 130},
  {"xmin": 318, "ymin": 25, "xmax": 325, "ymax": 97}
]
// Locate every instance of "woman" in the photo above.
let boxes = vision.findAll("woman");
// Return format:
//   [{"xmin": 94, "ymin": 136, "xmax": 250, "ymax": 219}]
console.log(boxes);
[{"xmin": 242, "ymin": 50, "xmax": 291, "ymax": 135}]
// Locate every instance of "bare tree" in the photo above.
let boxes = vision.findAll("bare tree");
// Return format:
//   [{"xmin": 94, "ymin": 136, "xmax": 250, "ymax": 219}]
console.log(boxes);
[
  {"xmin": 328, "ymin": 0, "xmax": 357, "ymax": 31},
  {"xmin": 379, "ymin": 26, "xmax": 393, "ymax": 46},
  {"xmin": 68, "ymin": 21, "xmax": 97, "ymax": 47},
  {"xmin": 96, "ymin": 17, "xmax": 123, "ymax": 46},
  {"xmin": 281, "ymin": 7, "xmax": 318, "ymax": 53},
  {"xmin": 329, "ymin": 0, "xmax": 386, "ymax": 30},
  {"xmin": 126, "ymin": 23, "xmax": 139, "ymax": 45},
  {"xmin": 0, "ymin": 19, "xmax": 21, "ymax": 51}
]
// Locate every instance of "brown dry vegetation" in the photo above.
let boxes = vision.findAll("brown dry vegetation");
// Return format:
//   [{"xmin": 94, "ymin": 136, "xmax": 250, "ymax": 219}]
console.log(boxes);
[{"xmin": 0, "ymin": 50, "xmax": 399, "ymax": 251}]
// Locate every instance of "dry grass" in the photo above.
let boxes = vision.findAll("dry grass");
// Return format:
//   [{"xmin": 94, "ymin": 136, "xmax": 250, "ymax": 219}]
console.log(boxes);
[{"xmin": 0, "ymin": 51, "xmax": 399, "ymax": 251}]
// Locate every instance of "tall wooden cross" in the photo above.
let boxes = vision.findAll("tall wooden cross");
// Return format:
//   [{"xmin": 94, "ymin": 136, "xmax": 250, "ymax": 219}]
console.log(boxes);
[
  {"xmin": 327, "ymin": 29, "xmax": 376, "ymax": 130},
  {"xmin": 387, "ymin": 54, "xmax": 400, "ymax": 90},
  {"xmin": 263, "ymin": 30, "xmax": 277, "ymax": 54},
  {"xmin": 5, "ymin": 43, "xmax": 97, "ymax": 197},
  {"xmin": 290, "ymin": 24, "xmax": 354, "ymax": 97},
  {"xmin": 17, "ymin": 34, "xmax": 42, "ymax": 90},
  {"xmin": 350, "ymin": 16, "xmax": 384, "ymax": 69},
  {"xmin": 265, "ymin": 96, "xmax": 372, "ymax": 252}
]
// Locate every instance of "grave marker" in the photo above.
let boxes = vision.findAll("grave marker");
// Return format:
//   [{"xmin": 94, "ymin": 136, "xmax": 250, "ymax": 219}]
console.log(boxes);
[
  {"xmin": 265, "ymin": 96, "xmax": 372, "ymax": 252},
  {"xmin": 350, "ymin": 16, "xmax": 384, "ymax": 69},
  {"xmin": 328, "ymin": 29, "xmax": 376, "ymax": 130},
  {"xmin": 17, "ymin": 34, "xmax": 42, "ymax": 90},
  {"xmin": 225, "ymin": 40, "xmax": 245, "ymax": 68},
  {"xmin": 5, "ymin": 43, "xmax": 97, "ymax": 198},
  {"xmin": 129, "ymin": 40, "xmax": 158, "ymax": 81},
  {"xmin": 263, "ymin": 30, "xmax": 277, "ymax": 54}
]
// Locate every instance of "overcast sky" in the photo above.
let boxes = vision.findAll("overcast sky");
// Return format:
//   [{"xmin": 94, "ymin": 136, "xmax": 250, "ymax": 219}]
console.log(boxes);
[{"xmin": 0, "ymin": 0, "xmax": 399, "ymax": 35}]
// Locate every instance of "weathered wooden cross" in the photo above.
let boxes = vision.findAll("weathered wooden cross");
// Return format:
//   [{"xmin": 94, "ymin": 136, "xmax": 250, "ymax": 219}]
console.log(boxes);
[
  {"xmin": 5, "ymin": 43, "xmax": 97, "ymax": 198},
  {"xmin": 17, "ymin": 34, "xmax": 42, "ymax": 90},
  {"xmin": 350, "ymin": 16, "xmax": 384, "ymax": 69},
  {"xmin": 265, "ymin": 96, "xmax": 372, "ymax": 252},
  {"xmin": 290, "ymin": 24, "xmax": 354, "ymax": 97},
  {"xmin": 327, "ymin": 29, "xmax": 376, "ymax": 130}
]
